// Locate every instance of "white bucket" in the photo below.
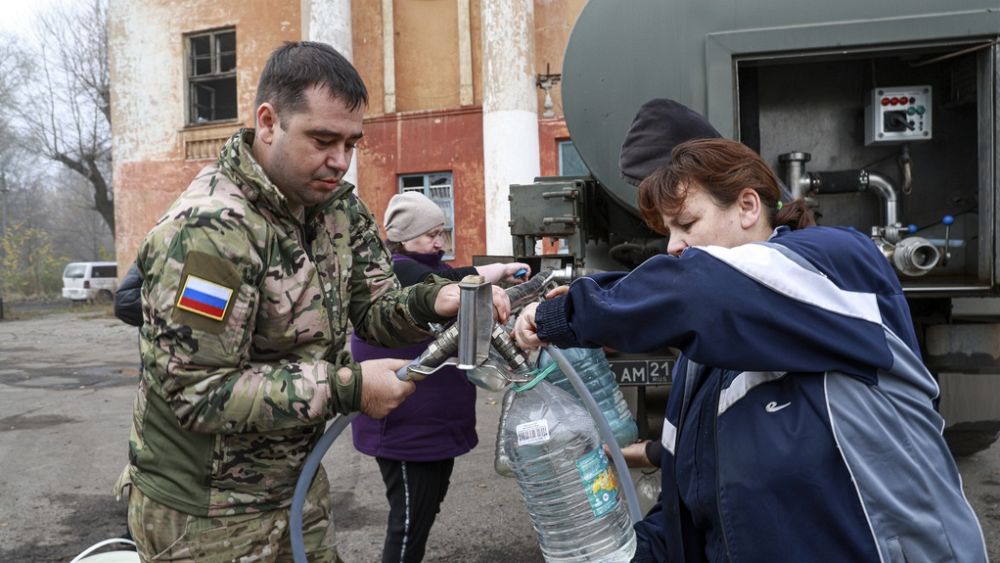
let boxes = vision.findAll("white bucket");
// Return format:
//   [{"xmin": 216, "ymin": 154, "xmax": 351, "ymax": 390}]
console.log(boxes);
[{"xmin": 70, "ymin": 538, "xmax": 140, "ymax": 563}]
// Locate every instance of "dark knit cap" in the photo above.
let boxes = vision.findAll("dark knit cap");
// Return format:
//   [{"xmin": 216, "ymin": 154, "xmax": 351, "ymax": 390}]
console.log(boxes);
[{"xmin": 618, "ymin": 98, "xmax": 722, "ymax": 186}]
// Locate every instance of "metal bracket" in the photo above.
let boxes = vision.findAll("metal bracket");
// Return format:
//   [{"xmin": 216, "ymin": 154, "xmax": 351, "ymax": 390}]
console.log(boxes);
[{"xmin": 456, "ymin": 275, "xmax": 494, "ymax": 370}]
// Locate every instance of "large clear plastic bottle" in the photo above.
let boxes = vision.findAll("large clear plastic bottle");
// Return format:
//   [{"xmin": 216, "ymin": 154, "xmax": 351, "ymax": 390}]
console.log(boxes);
[
  {"xmin": 538, "ymin": 347, "xmax": 639, "ymax": 447},
  {"xmin": 503, "ymin": 380, "xmax": 636, "ymax": 562}
]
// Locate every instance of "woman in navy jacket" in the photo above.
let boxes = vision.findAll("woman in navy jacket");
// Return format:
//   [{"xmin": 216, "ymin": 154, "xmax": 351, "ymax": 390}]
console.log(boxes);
[{"xmin": 513, "ymin": 138, "xmax": 986, "ymax": 562}]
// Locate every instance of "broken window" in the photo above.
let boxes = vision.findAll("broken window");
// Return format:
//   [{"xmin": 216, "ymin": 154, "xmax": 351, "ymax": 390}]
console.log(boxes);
[{"xmin": 187, "ymin": 29, "xmax": 237, "ymax": 124}]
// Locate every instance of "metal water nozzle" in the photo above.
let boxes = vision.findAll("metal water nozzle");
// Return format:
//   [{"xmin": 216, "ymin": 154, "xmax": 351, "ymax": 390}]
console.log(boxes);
[
  {"xmin": 457, "ymin": 275, "xmax": 494, "ymax": 370},
  {"xmin": 892, "ymin": 236, "xmax": 941, "ymax": 276},
  {"xmin": 397, "ymin": 270, "xmax": 556, "ymax": 382}
]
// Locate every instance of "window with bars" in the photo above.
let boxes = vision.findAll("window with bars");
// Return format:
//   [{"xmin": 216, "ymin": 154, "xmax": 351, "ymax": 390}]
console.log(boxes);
[
  {"xmin": 187, "ymin": 29, "xmax": 237, "ymax": 125},
  {"xmin": 558, "ymin": 140, "xmax": 589, "ymax": 176},
  {"xmin": 399, "ymin": 172, "xmax": 456, "ymax": 259}
]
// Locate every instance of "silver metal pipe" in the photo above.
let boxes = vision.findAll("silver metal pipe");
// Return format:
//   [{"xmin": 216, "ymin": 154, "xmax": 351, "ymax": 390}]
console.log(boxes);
[
  {"xmin": 864, "ymin": 171, "xmax": 900, "ymax": 229},
  {"xmin": 778, "ymin": 152, "xmax": 812, "ymax": 199},
  {"xmin": 902, "ymin": 285, "xmax": 993, "ymax": 294}
]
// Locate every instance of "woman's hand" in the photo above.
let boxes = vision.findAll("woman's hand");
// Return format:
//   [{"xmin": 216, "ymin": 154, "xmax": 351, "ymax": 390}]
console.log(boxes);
[
  {"xmin": 477, "ymin": 262, "xmax": 531, "ymax": 285},
  {"xmin": 545, "ymin": 285, "xmax": 569, "ymax": 299},
  {"xmin": 512, "ymin": 302, "xmax": 543, "ymax": 350},
  {"xmin": 607, "ymin": 440, "xmax": 657, "ymax": 468}
]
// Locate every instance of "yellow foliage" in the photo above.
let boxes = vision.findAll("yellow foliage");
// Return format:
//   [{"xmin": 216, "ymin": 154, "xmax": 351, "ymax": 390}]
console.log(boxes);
[{"xmin": 0, "ymin": 222, "xmax": 66, "ymax": 297}]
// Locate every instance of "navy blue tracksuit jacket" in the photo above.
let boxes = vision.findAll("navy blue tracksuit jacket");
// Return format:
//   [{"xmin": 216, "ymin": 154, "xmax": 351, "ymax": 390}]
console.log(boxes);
[{"xmin": 535, "ymin": 226, "xmax": 986, "ymax": 563}]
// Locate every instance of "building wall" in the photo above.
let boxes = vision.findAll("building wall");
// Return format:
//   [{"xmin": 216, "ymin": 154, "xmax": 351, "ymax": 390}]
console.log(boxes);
[
  {"xmin": 393, "ymin": 0, "xmax": 461, "ymax": 112},
  {"xmin": 534, "ymin": 0, "xmax": 587, "ymax": 117},
  {"xmin": 351, "ymin": 0, "xmax": 385, "ymax": 115},
  {"xmin": 110, "ymin": 0, "xmax": 585, "ymax": 269},
  {"xmin": 349, "ymin": 0, "xmax": 585, "ymax": 261},
  {"xmin": 109, "ymin": 0, "xmax": 300, "ymax": 270},
  {"xmin": 359, "ymin": 107, "xmax": 484, "ymax": 265},
  {"xmin": 351, "ymin": 0, "xmax": 585, "ymax": 119}
]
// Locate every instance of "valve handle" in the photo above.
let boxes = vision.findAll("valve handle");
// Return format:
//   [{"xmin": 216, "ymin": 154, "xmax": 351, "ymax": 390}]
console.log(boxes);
[
  {"xmin": 395, "ymin": 360, "xmax": 427, "ymax": 382},
  {"xmin": 941, "ymin": 215, "xmax": 954, "ymax": 267}
]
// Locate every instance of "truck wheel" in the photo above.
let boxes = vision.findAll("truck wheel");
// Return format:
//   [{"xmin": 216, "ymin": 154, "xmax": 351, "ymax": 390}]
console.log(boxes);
[{"xmin": 95, "ymin": 290, "xmax": 113, "ymax": 305}]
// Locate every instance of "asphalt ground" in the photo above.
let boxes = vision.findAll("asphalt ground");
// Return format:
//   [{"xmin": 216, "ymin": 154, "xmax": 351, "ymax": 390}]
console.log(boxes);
[{"xmin": 0, "ymin": 311, "xmax": 996, "ymax": 561}]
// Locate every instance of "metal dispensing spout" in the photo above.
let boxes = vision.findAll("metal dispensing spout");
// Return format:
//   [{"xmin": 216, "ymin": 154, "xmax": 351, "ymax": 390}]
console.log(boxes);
[{"xmin": 397, "ymin": 269, "xmax": 560, "ymax": 382}]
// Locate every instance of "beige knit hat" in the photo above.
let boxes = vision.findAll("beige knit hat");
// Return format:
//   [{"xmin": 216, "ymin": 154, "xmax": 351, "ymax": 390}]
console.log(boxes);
[{"xmin": 384, "ymin": 192, "xmax": 446, "ymax": 242}]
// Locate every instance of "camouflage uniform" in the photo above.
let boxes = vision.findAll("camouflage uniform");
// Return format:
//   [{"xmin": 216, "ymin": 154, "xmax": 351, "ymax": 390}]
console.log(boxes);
[{"xmin": 123, "ymin": 129, "xmax": 448, "ymax": 561}]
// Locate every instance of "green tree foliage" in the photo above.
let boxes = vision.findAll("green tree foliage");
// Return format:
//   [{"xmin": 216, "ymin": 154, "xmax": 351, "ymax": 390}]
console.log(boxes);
[{"xmin": 0, "ymin": 222, "xmax": 66, "ymax": 297}]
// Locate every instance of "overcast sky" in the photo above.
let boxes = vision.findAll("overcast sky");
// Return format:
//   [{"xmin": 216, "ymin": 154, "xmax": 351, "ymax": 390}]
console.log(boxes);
[{"xmin": 0, "ymin": 0, "xmax": 55, "ymax": 40}]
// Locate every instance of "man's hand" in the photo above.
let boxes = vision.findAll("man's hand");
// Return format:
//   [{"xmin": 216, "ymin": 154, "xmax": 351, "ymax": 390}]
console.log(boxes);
[
  {"xmin": 356, "ymin": 358, "xmax": 416, "ymax": 419},
  {"xmin": 512, "ymin": 301, "xmax": 543, "ymax": 350},
  {"xmin": 433, "ymin": 283, "xmax": 512, "ymax": 324}
]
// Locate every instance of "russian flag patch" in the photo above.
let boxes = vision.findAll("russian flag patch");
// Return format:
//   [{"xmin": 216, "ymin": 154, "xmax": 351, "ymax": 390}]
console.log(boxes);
[{"xmin": 176, "ymin": 274, "xmax": 234, "ymax": 321}]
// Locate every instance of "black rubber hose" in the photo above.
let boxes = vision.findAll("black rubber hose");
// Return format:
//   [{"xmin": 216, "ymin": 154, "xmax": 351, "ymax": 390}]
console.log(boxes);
[
  {"xmin": 290, "ymin": 412, "xmax": 358, "ymax": 563},
  {"xmin": 812, "ymin": 170, "xmax": 865, "ymax": 195},
  {"xmin": 505, "ymin": 269, "xmax": 553, "ymax": 311}
]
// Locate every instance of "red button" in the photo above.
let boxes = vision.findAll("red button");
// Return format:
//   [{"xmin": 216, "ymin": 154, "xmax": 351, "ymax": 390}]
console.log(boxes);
[{"xmin": 881, "ymin": 97, "xmax": 890, "ymax": 106}]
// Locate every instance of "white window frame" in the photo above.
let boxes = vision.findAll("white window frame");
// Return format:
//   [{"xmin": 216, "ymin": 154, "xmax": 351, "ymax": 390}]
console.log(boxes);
[{"xmin": 558, "ymin": 140, "xmax": 589, "ymax": 176}]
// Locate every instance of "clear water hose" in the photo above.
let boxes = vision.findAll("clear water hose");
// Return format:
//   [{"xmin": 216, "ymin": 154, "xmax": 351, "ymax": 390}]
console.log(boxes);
[{"xmin": 546, "ymin": 346, "xmax": 643, "ymax": 525}]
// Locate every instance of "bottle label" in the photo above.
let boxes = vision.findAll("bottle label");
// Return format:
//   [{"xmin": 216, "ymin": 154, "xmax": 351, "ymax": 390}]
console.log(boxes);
[
  {"xmin": 576, "ymin": 448, "xmax": 620, "ymax": 518},
  {"xmin": 515, "ymin": 419, "xmax": 550, "ymax": 446}
]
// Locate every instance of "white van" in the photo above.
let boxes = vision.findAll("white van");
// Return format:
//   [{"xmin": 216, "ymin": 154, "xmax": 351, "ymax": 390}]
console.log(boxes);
[{"xmin": 62, "ymin": 261, "xmax": 119, "ymax": 303}]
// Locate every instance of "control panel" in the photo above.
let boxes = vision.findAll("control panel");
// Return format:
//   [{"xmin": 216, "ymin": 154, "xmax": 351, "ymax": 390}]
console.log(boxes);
[{"xmin": 864, "ymin": 86, "xmax": 932, "ymax": 145}]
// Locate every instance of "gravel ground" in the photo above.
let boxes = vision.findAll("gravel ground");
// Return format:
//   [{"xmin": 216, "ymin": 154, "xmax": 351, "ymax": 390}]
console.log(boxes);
[{"xmin": 0, "ymin": 311, "xmax": 996, "ymax": 561}]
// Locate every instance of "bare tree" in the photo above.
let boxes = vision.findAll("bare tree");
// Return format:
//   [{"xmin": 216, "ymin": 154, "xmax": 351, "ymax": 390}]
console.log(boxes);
[
  {"xmin": 17, "ymin": 0, "xmax": 113, "ymax": 234},
  {"xmin": 0, "ymin": 33, "xmax": 31, "ymax": 239}
]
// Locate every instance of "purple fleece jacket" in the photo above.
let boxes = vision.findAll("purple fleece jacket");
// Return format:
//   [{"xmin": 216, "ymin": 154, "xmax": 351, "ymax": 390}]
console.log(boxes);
[{"xmin": 350, "ymin": 252, "xmax": 478, "ymax": 461}]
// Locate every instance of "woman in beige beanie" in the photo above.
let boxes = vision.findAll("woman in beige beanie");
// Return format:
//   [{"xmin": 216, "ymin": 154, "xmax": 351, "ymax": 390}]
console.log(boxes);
[{"xmin": 351, "ymin": 191, "xmax": 529, "ymax": 563}]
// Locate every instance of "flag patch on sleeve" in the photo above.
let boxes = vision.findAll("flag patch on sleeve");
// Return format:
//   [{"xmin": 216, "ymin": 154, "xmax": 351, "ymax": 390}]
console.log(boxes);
[{"xmin": 176, "ymin": 274, "xmax": 234, "ymax": 321}]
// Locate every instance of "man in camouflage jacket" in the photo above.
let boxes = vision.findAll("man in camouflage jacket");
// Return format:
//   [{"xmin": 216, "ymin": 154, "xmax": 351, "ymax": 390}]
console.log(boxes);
[{"xmin": 122, "ymin": 42, "xmax": 504, "ymax": 562}]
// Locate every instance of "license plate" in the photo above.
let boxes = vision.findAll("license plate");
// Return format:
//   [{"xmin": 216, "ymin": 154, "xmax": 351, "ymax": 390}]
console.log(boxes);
[{"xmin": 609, "ymin": 359, "xmax": 673, "ymax": 386}]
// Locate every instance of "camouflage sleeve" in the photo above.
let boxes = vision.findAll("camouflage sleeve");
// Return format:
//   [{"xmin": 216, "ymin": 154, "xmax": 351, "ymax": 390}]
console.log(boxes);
[
  {"xmin": 138, "ymin": 215, "xmax": 346, "ymax": 434},
  {"xmin": 342, "ymin": 195, "xmax": 451, "ymax": 347}
]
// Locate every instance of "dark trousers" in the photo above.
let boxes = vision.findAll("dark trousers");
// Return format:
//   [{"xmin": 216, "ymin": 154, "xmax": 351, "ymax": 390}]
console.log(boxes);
[{"xmin": 376, "ymin": 457, "xmax": 455, "ymax": 563}]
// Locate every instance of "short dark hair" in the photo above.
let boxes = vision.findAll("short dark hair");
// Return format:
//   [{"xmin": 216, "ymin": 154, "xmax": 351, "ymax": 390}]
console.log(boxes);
[
  {"xmin": 254, "ymin": 41, "xmax": 369, "ymax": 118},
  {"xmin": 639, "ymin": 138, "xmax": 815, "ymax": 233}
]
